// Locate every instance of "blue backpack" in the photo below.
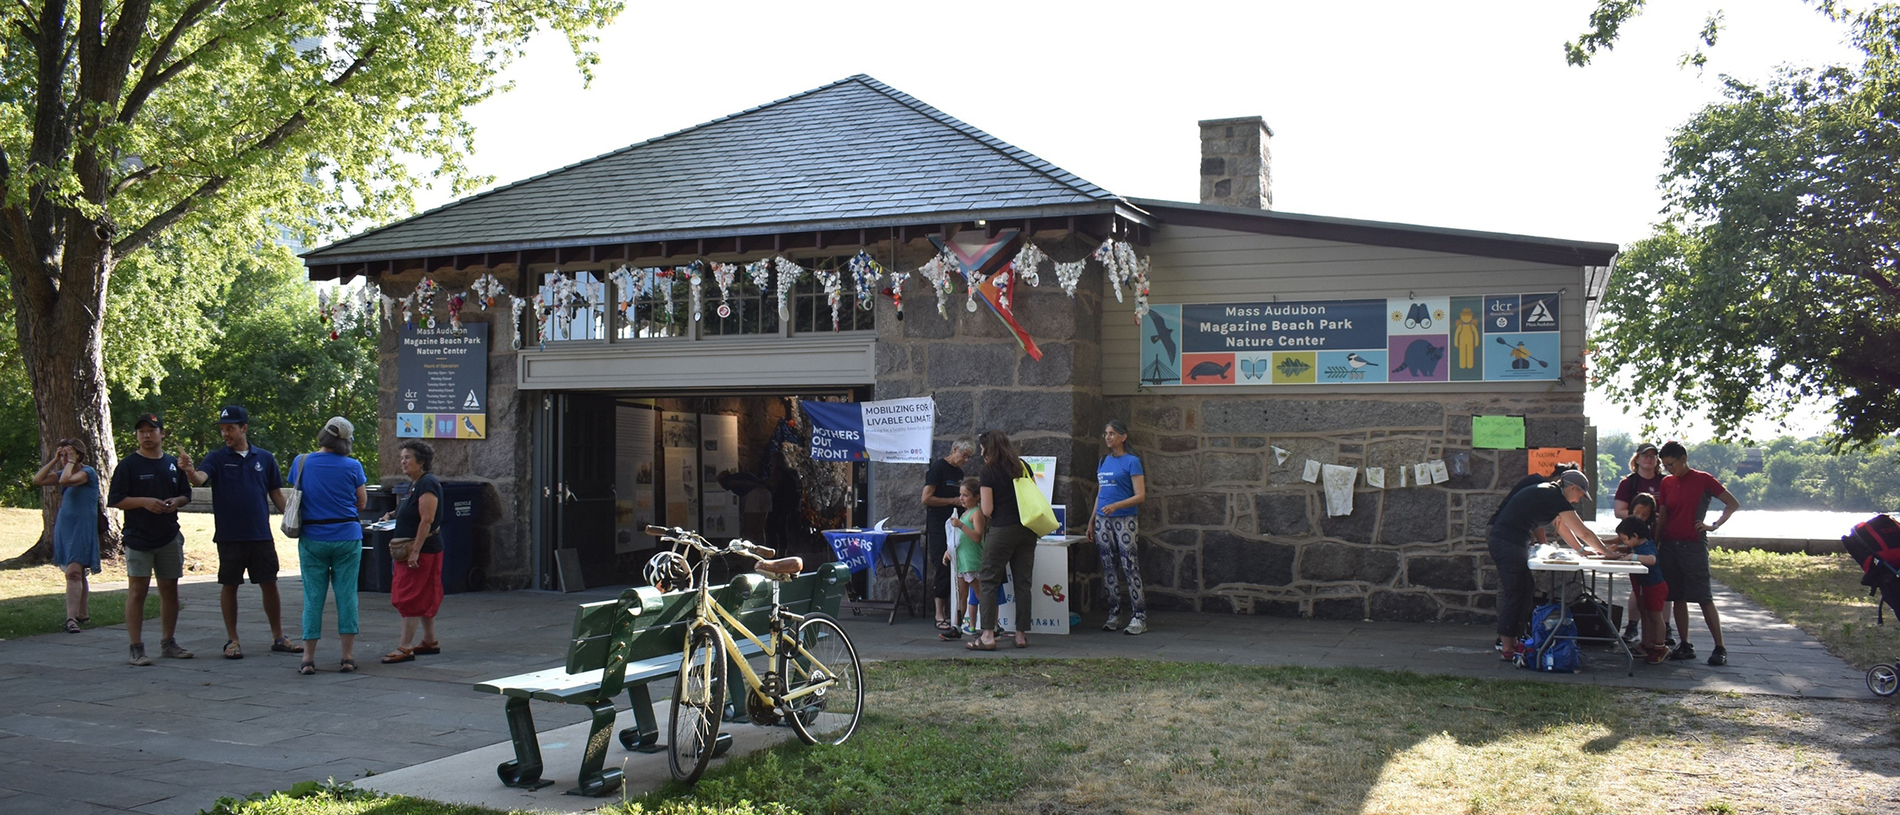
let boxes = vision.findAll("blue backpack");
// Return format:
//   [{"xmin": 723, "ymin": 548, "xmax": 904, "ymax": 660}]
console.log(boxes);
[{"xmin": 1519, "ymin": 603, "xmax": 1581, "ymax": 673}]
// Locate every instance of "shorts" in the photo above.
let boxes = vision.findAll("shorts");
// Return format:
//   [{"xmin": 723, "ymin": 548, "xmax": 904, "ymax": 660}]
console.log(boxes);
[
  {"xmin": 126, "ymin": 534, "xmax": 185, "ymax": 580},
  {"xmin": 216, "ymin": 540, "xmax": 279, "ymax": 585},
  {"xmin": 1658, "ymin": 538, "xmax": 1713, "ymax": 604},
  {"xmin": 1629, "ymin": 579, "xmax": 1670, "ymax": 613}
]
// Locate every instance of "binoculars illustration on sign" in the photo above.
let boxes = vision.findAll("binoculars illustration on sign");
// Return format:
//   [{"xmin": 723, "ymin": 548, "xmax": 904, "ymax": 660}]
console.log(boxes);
[{"xmin": 1404, "ymin": 302, "xmax": 1433, "ymax": 329}]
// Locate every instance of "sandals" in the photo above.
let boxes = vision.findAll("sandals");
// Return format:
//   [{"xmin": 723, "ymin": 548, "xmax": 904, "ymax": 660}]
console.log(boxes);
[
  {"xmin": 964, "ymin": 639, "xmax": 997, "ymax": 651},
  {"xmin": 381, "ymin": 647, "xmax": 415, "ymax": 664},
  {"xmin": 937, "ymin": 628, "xmax": 963, "ymax": 641},
  {"xmin": 63, "ymin": 618, "xmax": 81, "ymax": 634},
  {"xmin": 223, "ymin": 640, "xmax": 243, "ymax": 660},
  {"xmin": 298, "ymin": 662, "xmax": 316, "ymax": 675},
  {"xmin": 271, "ymin": 636, "xmax": 304, "ymax": 654},
  {"xmin": 934, "ymin": 619, "xmax": 954, "ymax": 632},
  {"xmin": 413, "ymin": 640, "xmax": 441, "ymax": 656},
  {"xmin": 1013, "ymin": 635, "xmax": 1030, "ymax": 649},
  {"xmin": 339, "ymin": 659, "xmax": 356, "ymax": 673}
]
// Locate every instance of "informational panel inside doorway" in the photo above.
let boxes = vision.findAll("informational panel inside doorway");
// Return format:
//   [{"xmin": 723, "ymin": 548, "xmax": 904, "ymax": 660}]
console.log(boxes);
[{"xmin": 396, "ymin": 323, "xmax": 488, "ymax": 438}]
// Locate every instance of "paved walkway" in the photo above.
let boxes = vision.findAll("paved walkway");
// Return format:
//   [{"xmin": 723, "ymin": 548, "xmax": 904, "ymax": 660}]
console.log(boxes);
[{"xmin": 0, "ymin": 573, "xmax": 1869, "ymax": 815}]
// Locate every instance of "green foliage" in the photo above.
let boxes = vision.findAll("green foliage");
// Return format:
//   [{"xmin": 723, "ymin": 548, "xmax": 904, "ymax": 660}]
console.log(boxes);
[
  {"xmin": 1593, "ymin": 8, "xmax": 1900, "ymax": 448},
  {"xmin": 198, "ymin": 779, "xmax": 377, "ymax": 815},
  {"xmin": 1598, "ymin": 432, "xmax": 1900, "ymax": 510}
]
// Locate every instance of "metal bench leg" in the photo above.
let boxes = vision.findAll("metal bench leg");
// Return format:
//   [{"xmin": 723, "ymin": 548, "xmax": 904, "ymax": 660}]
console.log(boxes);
[
  {"xmin": 568, "ymin": 699, "xmax": 624, "ymax": 797},
  {"xmin": 618, "ymin": 684, "xmax": 663, "ymax": 752},
  {"xmin": 495, "ymin": 696, "xmax": 554, "ymax": 790}
]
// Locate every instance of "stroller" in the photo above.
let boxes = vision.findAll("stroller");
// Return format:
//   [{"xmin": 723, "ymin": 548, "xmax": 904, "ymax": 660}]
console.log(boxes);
[{"xmin": 1842, "ymin": 513, "xmax": 1900, "ymax": 696}]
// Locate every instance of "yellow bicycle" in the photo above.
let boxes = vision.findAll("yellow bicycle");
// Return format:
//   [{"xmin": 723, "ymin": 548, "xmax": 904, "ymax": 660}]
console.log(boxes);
[{"xmin": 645, "ymin": 525, "xmax": 864, "ymax": 783}]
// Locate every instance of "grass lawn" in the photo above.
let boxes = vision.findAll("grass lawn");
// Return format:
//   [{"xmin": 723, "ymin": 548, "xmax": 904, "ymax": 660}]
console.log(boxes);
[
  {"xmin": 0, "ymin": 507, "xmax": 301, "ymax": 640},
  {"xmin": 1709, "ymin": 547, "xmax": 1900, "ymax": 670},
  {"xmin": 204, "ymin": 659, "xmax": 1897, "ymax": 815}
]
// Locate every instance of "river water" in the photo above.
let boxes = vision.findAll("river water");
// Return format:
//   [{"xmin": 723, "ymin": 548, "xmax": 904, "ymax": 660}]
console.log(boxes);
[{"xmin": 1586, "ymin": 509, "xmax": 1881, "ymax": 541}]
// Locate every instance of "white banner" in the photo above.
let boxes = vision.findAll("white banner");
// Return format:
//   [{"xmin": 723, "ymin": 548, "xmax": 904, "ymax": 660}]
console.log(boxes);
[{"xmin": 860, "ymin": 397, "xmax": 935, "ymax": 463}]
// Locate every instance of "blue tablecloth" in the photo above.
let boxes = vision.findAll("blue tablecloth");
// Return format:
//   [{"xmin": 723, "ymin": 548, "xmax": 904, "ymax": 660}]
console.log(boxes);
[{"xmin": 823, "ymin": 528, "xmax": 924, "ymax": 581}]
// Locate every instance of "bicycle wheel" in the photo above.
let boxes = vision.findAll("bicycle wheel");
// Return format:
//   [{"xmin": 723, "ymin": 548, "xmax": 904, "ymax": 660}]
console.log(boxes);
[
  {"xmin": 778, "ymin": 612, "xmax": 864, "ymax": 745},
  {"xmin": 1869, "ymin": 663, "xmax": 1899, "ymax": 697},
  {"xmin": 668, "ymin": 625, "xmax": 726, "ymax": 783}
]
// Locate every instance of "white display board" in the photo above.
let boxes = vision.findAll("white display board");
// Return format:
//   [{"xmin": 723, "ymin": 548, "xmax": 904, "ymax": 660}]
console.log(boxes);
[
  {"xmin": 614, "ymin": 404, "xmax": 656, "ymax": 553},
  {"xmin": 700, "ymin": 413, "xmax": 740, "ymax": 538}
]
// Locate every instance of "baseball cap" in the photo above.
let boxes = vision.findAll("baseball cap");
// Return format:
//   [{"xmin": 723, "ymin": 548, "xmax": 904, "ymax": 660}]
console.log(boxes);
[
  {"xmin": 217, "ymin": 405, "xmax": 249, "ymax": 424},
  {"xmin": 1635, "ymin": 442, "xmax": 1659, "ymax": 455},
  {"xmin": 133, "ymin": 413, "xmax": 162, "ymax": 430},
  {"xmin": 323, "ymin": 416, "xmax": 355, "ymax": 441},
  {"xmin": 1558, "ymin": 469, "xmax": 1593, "ymax": 501}
]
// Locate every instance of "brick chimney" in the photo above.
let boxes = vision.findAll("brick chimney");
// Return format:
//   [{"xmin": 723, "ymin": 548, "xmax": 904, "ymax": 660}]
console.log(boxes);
[{"xmin": 1198, "ymin": 117, "xmax": 1273, "ymax": 209}]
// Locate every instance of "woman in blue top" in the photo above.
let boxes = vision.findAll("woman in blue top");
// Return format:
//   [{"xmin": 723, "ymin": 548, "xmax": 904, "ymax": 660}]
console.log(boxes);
[
  {"xmin": 34, "ymin": 438, "xmax": 101, "ymax": 633},
  {"xmin": 1083, "ymin": 420, "xmax": 1148, "ymax": 635},
  {"xmin": 287, "ymin": 417, "xmax": 368, "ymax": 674}
]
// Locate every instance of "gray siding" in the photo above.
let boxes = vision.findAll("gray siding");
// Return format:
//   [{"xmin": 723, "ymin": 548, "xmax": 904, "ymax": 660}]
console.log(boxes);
[{"xmin": 1102, "ymin": 225, "xmax": 1589, "ymax": 396}]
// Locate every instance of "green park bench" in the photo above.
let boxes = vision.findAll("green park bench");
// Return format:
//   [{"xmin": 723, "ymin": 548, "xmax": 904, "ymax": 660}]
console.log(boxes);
[{"xmin": 472, "ymin": 563, "xmax": 849, "ymax": 796}]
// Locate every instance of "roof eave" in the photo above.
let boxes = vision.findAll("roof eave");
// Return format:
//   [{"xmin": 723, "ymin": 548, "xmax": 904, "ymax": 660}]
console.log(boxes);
[{"xmin": 1132, "ymin": 197, "xmax": 1619, "ymax": 268}]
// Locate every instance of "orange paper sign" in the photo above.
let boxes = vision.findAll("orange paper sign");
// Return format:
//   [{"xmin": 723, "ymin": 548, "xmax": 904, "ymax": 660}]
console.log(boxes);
[{"xmin": 1528, "ymin": 447, "xmax": 1584, "ymax": 476}]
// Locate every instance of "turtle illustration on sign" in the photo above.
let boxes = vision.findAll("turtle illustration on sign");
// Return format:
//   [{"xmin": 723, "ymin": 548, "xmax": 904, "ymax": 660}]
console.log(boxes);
[
  {"xmin": 1188, "ymin": 360, "xmax": 1233, "ymax": 381},
  {"xmin": 1392, "ymin": 339, "xmax": 1444, "ymax": 377}
]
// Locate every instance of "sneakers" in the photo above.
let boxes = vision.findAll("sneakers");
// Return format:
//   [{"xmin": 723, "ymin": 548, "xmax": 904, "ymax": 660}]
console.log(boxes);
[
  {"xmin": 1123, "ymin": 618, "xmax": 1148, "ymax": 636},
  {"xmin": 127, "ymin": 643, "xmax": 152, "ymax": 667},
  {"xmin": 1644, "ymin": 645, "xmax": 1669, "ymax": 665},
  {"xmin": 1103, "ymin": 615, "xmax": 1124, "ymax": 632},
  {"xmin": 159, "ymin": 639, "xmax": 193, "ymax": 659},
  {"xmin": 1621, "ymin": 623, "xmax": 1641, "ymax": 645},
  {"xmin": 1669, "ymin": 642, "xmax": 1697, "ymax": 661},
  {"xmin": 1707, "ymin": 645, "xmax": 1728, "ymax": 666}
]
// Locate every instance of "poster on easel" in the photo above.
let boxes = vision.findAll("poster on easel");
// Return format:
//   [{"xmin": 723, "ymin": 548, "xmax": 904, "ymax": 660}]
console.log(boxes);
[
  {"xmin": 700, "ymin": 414, "xmax": 740, "ymax": 538},
  {"xmin": 615, "ymin": 404, "xmax": 656, "ymax": 554},
  {"xmin": 661, "ymin": 411, "xmax": 699, "ymax": 530}
]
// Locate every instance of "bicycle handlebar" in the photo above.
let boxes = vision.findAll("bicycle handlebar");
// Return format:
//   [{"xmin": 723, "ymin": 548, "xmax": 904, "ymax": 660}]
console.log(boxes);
[{"xmin": 643, "ymin": 525, "xmax": 774, "ymax": 559}]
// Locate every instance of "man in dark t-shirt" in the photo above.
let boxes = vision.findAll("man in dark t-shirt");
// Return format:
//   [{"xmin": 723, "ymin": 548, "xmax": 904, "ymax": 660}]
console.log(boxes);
[
  {"xmin": 179, "ymin": 405, "xmax": 295, "ymax": 659},
  {"xmin": 107, "ymin": 413, "xmax": 194, "ymax": 666},
  {"xmin": 920, "ymin": 439, "xmax": 974, "ymax": 634}
]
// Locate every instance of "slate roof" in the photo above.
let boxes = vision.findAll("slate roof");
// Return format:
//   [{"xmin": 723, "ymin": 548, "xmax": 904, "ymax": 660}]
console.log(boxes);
[{"xmin": 304, "ymin": 75, "xmax": 1130, "ymax": 264}]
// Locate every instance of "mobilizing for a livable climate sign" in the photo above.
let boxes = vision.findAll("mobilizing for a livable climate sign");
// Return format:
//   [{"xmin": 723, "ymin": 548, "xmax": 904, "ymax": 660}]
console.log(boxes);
[
  {"xmin": 1137, "ymin": 293, "xmax": 1562, "ymax": 387},
  {"xmin": 801, "ymin": 397, "xmax": 935, "ymax": 464},
  {"xmin": 395, "ymin": 323, "xmax": 488, "ymax": 439}
]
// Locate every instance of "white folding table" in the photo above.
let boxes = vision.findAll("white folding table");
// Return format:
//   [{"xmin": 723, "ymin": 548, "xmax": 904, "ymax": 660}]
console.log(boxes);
[{"xmin": 1526, "ymin": 545, "xmax": 1649, "ymax": 675}]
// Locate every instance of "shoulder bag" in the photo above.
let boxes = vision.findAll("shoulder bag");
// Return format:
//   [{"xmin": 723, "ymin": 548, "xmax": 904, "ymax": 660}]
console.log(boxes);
[
  {"xmin": 279, "ymin": 454, "xmax": 308, "ymax": 538},
  {"xmin": 1014, "ymin": 462, "xmax": 1059, "ymax": 537}
]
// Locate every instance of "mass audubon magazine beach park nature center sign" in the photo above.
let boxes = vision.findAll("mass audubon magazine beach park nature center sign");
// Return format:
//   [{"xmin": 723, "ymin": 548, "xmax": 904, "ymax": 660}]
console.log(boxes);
[
  {"xmin": 303, "ymin": 75, "xmax": 1617, "ymax": 623},
  {"xmin": 1143, "ymin": 293, "xmax": 1562, "ymax": 387}
]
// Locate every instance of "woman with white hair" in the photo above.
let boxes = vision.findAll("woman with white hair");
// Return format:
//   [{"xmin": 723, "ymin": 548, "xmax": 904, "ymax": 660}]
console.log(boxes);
[{"xmin": 286, "ymin": 417, "xmax": 368, "ymax": 674}]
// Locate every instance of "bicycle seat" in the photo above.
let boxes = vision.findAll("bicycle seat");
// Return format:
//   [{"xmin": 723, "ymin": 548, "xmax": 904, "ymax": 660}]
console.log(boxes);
[{"xmin": 753, "ymin": 557, "xmax": 804, "ymax": 580}]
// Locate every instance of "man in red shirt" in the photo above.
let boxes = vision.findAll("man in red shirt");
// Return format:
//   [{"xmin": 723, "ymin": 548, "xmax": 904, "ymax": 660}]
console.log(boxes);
[{"xmin": 1654, "ymin": 440, "xmax": 1742, "ymax": 666}]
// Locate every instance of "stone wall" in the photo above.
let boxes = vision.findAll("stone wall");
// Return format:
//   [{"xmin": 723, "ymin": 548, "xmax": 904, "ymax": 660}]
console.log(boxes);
[
  {"xmin": 1090, "ymin": 392, "xmax": 1586, "ymax": 622},
  {"xmin": 377, "ymin": 268, "xmax": 530, "ymax": 589},
  {"xmin": 868, "ymin": 236, "xmax": 1107, "ymax": 529}
]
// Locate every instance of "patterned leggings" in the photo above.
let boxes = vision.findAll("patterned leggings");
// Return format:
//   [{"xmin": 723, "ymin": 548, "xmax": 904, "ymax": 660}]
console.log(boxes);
[{"xmin": 1093, "ymin": 514, "xmax": 1146, "ymax": 621}]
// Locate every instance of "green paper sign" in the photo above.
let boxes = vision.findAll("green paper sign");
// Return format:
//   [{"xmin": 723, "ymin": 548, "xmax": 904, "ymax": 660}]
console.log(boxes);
[{"xmin": 1472, "ymin": 415, "xmax": 1526, "ymax": 449}]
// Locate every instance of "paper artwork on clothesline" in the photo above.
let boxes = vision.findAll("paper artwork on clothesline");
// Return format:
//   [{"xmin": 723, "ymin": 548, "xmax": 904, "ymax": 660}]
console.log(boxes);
[
  {"xmin": 1301, "ymin": 459, "xmax": 1321, "ymax": 483},
  {"xmin": 1365, "ymin": 467, "xmax": 1385, "ymax": 489},
  {"xmin": 1272, "ymin": 446, "xmax": 1290, "ymax": 465},
  {"xmin": 1414, "ymin": 463, "xmax": 1433, "ymax": 485},
  {"xmin": 1429, "ymin": 459, "xmax": 1451, "ymax": 484},
  {"xmin": 1320, "ymin": 464, "xmax": 1357, "ymax": 517}
]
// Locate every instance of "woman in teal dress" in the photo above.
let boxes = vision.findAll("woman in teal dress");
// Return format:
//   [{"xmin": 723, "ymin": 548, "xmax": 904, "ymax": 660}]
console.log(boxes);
[{"xmin": 34, "ymin": 438, "xmax": 100, "ymax": 633}]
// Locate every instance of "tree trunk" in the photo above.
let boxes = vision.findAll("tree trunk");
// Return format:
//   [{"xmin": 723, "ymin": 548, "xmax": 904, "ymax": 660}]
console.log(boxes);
[{"xmin": 8, "ymin": 250, "xmax": 119, "ymax": 564}]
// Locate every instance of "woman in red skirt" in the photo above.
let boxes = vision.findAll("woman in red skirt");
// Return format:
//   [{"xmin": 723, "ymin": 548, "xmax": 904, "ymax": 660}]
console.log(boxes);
[{"xmin": 381, "ymin": 440, "xmax": 443, "ymax": 664}]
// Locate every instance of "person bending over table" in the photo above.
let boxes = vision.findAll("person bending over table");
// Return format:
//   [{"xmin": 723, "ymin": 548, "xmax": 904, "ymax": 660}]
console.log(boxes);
[{"xmin": 1488, "ymin": 469, "xmax": 1605, "ymax": 662}]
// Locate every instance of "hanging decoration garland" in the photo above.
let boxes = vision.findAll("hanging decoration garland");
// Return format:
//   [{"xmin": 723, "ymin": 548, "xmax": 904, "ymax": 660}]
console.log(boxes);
[
  {"xmin": 915, "ymin": 248, "xmax": 959, "ymax": 318},
  {"xmin": 1012, "ymin": 243, "xmax": 1047, "ymax": 288},
  {"xmin": 413, "ymin": 277, "xmax": 440, "ymax": 329},
  {"xmin": 1053, "ymin": 258, "xmax": 1087, "ymax": 297},
  {"xmin": 813, "ymin": 268, "xmax": 843, "ymax": 331},
  {"xmin": 711, "ymin": 261, "xmax": 738, "ymax": 306},
  {"xmin": 773, "ymin": 256, "xmax": 805, "ymax": 323},
  {"xmin": 448, "ymin": 291, "xmax": 467, "ymax": 333},
  {"xmin": 684, "ymin": 260, "xmax": 705, "ymax": 322},
  {"xmin": 509, "ymin": 296, "xmax": 527, "ymax": 350},
  {"xmin": 471, "ymin": 273, "xmax": 507, "ymax": 309},
  {"xmin": 847, "ymin": 251, "xmax": 883, "ymax": 310},
  {"xmin": 745, "ymin": 260, "xmax": 773, "ymax": 298},
  {"xmin": 607, "ymin": 265, "xmax": 637, "ymax": 320}
]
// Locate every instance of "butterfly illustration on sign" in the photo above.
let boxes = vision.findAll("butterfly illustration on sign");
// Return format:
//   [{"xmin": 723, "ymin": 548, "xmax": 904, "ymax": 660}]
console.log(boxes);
[{"xmin": 1238, "ymin": 358, "xmax": 1269, "ymax": 380}]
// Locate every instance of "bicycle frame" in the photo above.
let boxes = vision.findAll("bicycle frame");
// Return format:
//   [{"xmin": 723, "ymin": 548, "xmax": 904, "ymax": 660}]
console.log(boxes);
[{"xmin": 679, "ymin": 550, "xmax": 838, "ymax": 711}]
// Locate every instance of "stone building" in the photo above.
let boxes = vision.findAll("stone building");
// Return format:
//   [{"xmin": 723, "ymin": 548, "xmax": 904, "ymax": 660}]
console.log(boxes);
[{"xmin": 302, "ymin": 75, "xmax": 1616, "ymax": 622}]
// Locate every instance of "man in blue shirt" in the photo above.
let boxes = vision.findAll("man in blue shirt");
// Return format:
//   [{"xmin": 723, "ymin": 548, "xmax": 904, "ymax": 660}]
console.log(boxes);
[{"xmin": 178, "ymin": 406, "xmax": 297, "ymax": 659}]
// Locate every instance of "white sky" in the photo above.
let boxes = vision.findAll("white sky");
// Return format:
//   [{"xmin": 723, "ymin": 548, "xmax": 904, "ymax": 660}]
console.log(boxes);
[{"xmin": 410, "ymin": 0, "xmax": 1863, "ymax": 440}]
